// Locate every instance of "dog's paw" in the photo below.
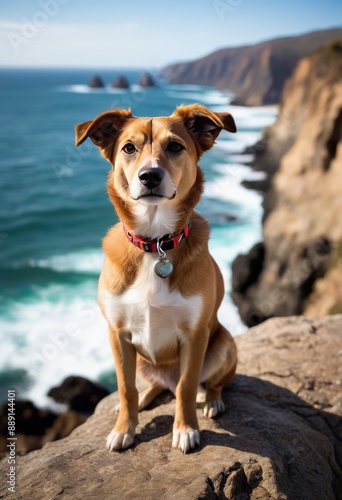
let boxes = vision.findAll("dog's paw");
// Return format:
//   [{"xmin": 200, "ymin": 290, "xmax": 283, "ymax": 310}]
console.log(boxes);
[
  {"xmin": 202, "ymin": 399, "xmax": 225, "ymax": 418},
  {"xmin": 172, "ymin": 428, "xmax": 200, "ymax": 454},
  {"xmin": 106, "ymin": 430, "xmax": 135, "ymax": 451}
]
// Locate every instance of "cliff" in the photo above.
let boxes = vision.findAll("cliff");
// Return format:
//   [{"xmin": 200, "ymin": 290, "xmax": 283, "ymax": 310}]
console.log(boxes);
[
  {"xmin": 1, "ymin": 315, "xmax": 341, "ymax": 499},
  {"xmin": 232, "ymin": 40, "xmax": 342, "ymax": 325},
  {"xmin": 162, "ymin": 28, "xmax": 342, "ymax": 106}
]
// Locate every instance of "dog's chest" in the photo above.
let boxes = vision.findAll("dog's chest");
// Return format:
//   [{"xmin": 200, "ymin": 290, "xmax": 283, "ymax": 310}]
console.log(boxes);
[{"xmin": 102, "ymin": 255, "xmax": 202, "ymax": 364}]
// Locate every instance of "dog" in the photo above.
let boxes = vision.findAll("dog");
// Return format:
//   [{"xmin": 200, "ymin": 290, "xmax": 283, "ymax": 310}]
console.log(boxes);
[{"xmin": 75, "ymin": 104, "xmax": 237, "ymax": 454}]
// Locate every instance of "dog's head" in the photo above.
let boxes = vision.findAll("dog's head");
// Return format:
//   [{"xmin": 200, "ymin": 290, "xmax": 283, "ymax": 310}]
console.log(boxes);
[{"xmin": 75, "ymin": 104, "xmax": 236, "ymax": 214}]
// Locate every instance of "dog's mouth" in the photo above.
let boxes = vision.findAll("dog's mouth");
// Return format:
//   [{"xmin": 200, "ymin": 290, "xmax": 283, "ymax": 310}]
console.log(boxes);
[
  {"xmin": 139, "ymin": 193, "xmax": 164, "ymax": 199},
  {"xmin": 132, "ymin": 191, "xmax": 176, "ymax": 202}
]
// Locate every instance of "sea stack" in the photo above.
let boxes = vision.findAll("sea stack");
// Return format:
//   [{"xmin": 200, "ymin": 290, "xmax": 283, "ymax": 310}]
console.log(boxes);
[
  {"xmin": 138, "ymin": 72, "xmax": 157, "ymax": 87},
  {"xmin": 88, "ymin": 75, "xmax": 104, "ymax": 88},
  {"xmin": 111, "ymin": 75, "xmax": 130, "ymax": 89}
]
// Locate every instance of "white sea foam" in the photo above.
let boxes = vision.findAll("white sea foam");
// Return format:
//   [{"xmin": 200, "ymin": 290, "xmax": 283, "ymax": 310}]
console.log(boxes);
[
  {"xmin": 212, "ymin": 103, "xmax": 278, "ymax": 116},
  {"xmin": 204, "ymin": 174, "xmax": 262, "ymax": 216},
  {"xmin": 165, "ymin": 89, "xmax": 231, "ymax": 106},
  {"xmin": 213, "ymin": 162, "xmax": 266, "ymax": 182},
  {"xmin": 58, "ymin": 84, "xmax": 100, "ymax": 94},
  {"xmin": 0, "ymin": 287, "xmax": 110, "ymax": 408},
  {"xmin": 212, "ymin": 104, "xmax": 278, "ymax": 130},
  {"xmin": 28, "ymin": 249, "xmax": 104, "ymax": 274},
  {"xmin": 59, "ymin": 84, "xmax": 132, "ymax": 94},
  {"xmin": 215, "ymin": 140, "xmax": 251, "ymax": 153},
  {"xmin": 216, "ymin": 131, "xmax": 261, "ymax": 152},
  {"xmin": 227, "ymin": 153, "xmax": 255, "ymax": 164},
  {"xmin": 164, "ymin": 84, "xmax": 219, "ymax": 92},
  {"xmin": 59, "ymin": 82, "xmax": 233, "ymax": 108}
]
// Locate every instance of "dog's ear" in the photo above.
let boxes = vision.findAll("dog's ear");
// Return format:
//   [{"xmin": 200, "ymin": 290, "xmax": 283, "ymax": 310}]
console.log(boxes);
[
  {"xmin": 75, "ymin": 109, "xmax": 133, "ymax": 161},
  {"xmin": 174, "ymin": 104, "xmax": 236, "ymax": 155}
]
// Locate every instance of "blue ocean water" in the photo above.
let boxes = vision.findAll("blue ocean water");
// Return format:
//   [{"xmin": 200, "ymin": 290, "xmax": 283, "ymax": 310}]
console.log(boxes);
[{"xmin": 0, "ymin": 68, "xmax": 277, "ymax": 407}]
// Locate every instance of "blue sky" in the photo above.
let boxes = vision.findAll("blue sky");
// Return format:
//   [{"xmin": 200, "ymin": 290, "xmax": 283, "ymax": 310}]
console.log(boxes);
[{"xmin": 0, "ymin": 0, "xmax": 341, "ymax": 68}]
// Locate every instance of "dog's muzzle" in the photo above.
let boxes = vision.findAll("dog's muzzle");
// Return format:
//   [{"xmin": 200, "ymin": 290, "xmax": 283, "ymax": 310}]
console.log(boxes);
[
  {"xmin": 138, "ymin": 167, "xmax": 164, "ymax": 190},
  {"xmin": 130, "ymin": 166, "xmax": 176, "ymax": 202}
]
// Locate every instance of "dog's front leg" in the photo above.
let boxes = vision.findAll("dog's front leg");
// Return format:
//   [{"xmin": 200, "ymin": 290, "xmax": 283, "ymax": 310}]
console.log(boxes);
[
  {"xmin": 172, "ymin": 329, "xmax": 208, "ymax": 454},
  {"xmin": 106, "ymin": 327, "xmax": 138, "ymax": 451}
]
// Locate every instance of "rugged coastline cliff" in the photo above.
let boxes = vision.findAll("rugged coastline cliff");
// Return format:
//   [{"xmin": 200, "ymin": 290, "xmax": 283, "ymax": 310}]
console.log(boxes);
[
  {"xmin": 232, "ymin": 40, "xmax": 342, "ymax": 326},
  {"xmin": 162, "ymin": 28, "xmax": 342, "ymax": 106}
]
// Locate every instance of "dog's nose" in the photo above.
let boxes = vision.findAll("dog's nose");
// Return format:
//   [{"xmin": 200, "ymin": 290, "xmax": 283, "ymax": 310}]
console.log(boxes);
[{"xmin": 138, "ymin": 167, "xmax": 164, "ymax": 189}]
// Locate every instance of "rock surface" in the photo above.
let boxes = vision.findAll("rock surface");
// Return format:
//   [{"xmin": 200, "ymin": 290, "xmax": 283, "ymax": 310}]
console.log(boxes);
[
  {"xmin": 233, "ymin": 40, "xmax": 342, "ymax": 325},
  {"xmin": 162, "ymin": 28, "xmax": 342, "ymax": 106},
  {"xmin": 1, "ymin": 315, "xmax": 341, "ymax": 499}
]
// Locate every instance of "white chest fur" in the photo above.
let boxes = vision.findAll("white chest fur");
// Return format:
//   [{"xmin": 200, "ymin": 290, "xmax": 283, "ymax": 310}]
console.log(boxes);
[{"xmin": 101, "ymin": 254, "xmax": 202, "ymax": 364}]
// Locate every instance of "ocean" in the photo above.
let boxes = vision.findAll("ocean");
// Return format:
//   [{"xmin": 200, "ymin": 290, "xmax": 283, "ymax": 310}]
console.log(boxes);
[{"xmin": 0, "ymin": 68, "xmax": 277, "ymax": 408}]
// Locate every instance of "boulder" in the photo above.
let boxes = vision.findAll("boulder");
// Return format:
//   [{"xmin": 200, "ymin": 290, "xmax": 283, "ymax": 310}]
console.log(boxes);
[
  {"xmin": 138, "ymin": 72, "xmax": 156, "ymax": 87},
  {"xmin": 0, "ymin": 400, "xmax": 83, "ymax": 455},
  {"xmin": 0, "ymin": 376, "xmax": 109, "ymax": 456},
  {"xmin": 1, "ymin": 315, "xmax": 341, "ymax": 499},
  {"xmin": 0, "ymin": 401, "xmax": 56, "ymax": 437},
  {"xmin": 232, "ymin": 242, "xmax": 265, "ymax": 295},
  {"xmin": 88, "ymin": 75, "xmax": 104, "ymax": 88},
  {"xmin": 111, "ymin": 76, "xmax": 130, "ymax": 89},
  {"xmin": 48, "ymin": 375, "xmax": 110, "ymax": 414}
]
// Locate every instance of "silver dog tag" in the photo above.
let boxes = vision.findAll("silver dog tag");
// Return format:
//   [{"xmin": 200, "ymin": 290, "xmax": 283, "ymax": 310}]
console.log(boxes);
[
  {"xmin": 154, "ymin": 259, "xmax": 174, "ymax": 278},
  {"xmin": 155, "ymin": 238, "xmax": 173, "ymax": 278}
]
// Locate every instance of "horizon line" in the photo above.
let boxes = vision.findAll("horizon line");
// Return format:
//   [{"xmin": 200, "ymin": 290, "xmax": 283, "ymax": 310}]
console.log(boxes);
[{"xmin": 1, "ymin": 25, "xmax": 340, "ymax": 72}]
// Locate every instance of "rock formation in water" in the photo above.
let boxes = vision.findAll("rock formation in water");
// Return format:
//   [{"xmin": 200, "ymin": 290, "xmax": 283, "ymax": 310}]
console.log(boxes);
[
  {"xmin": 162, "ymin": 28, "xmax": 342, "ymax": 105},
  {"xmin": 232, "ymin": 40, "xmax": 342, "ymax": 326},
  {"xmin": 88, "ymin": 75, "xmax": 105, "ymax": 88},
  {"xmin": 1, "ymin": 315, "xmax": 341, "ymax": 499},
  {"xmin": 138, "ymin": 72, "xmax": 157, "ymax": 87},
  {"xmin": 111, "ymin": 75, "xmax": 130, "ymax": 89}
]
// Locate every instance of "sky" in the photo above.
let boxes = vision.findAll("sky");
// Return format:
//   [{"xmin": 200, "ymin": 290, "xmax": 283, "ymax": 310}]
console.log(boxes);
[{"xmin": 0, "ymin": 0, "xmax": 341, "ymax": 69}]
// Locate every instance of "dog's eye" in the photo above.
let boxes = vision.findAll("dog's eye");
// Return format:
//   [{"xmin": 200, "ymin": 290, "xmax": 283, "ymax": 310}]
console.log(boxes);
[
  {"xmin": 166, "ymin": 141, "xmax": 184, "ymax": 153},
  {"xmin": 122, "ymin": 143, "xmax": 136, "ymax": 155}
]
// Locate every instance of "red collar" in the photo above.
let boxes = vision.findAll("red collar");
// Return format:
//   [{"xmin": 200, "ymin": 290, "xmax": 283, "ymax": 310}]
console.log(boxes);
[{"xmin": 123, "ymin": 223, "xmax": 190, "ymax": 253}]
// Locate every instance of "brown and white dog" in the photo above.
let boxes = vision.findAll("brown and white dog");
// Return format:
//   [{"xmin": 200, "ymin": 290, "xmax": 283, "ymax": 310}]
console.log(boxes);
[{"xmin": 75, "ymin": 104, "xmax": 237, "ymax": 454}]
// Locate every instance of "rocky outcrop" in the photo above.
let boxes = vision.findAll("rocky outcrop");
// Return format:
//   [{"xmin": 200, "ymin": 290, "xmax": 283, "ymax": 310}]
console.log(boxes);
[
  {"xmin": 162, "ymin": 28, "xmax": 342, "ymax": 106},
  {"xmin": 48, "ymin": 376, "xmax": 110, "ymax": 414},
  {"xmin": 111, "ymin": 76, "xmax": 130, "ymax": 89},
  {"xmin": 0, "ymin": 400, "xmax": 84, "ymax": 455},
  {"xmin": 1, "ymin": 315, "xmax": 341, "ymax": 499},
  {"xmin": 138, "ymin": 72, "xmax": 157, "ymax": 87},
  {"xmin": 88, "ymin": 75, "xmax": 105, "ymax": 88},
  {"xmin": 0, "ymin": 377, "xmax": 109, "ymax": 456},
  {"xmin": 232, "ymin": 40, "xmax": 342, "ymax": 325}
]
